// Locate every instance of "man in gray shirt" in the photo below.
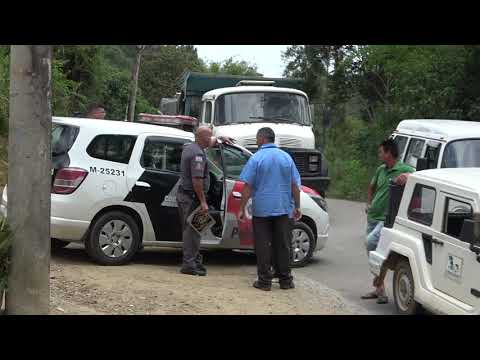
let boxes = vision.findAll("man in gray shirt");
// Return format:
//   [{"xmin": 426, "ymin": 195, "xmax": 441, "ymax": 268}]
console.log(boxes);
[{"xmin": 177, "ymin": 126, "xmax": 228, "ymax": 276}]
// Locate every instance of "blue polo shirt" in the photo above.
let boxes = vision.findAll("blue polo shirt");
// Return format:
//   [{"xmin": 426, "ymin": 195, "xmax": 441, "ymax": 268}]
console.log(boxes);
[{"xmin": 240, "ymin": 143, "xmax": 301, "ymax": 217}]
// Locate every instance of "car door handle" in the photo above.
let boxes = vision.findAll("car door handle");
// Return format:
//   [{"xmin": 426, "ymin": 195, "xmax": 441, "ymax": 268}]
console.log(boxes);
[
  {"xmin": 431, "ymin": 238, "xmax": 444, "ymax": 246},
  {"xmin": 135, "ymin": 181, "xmax": 151, "ymax": 189},
  {"xmin": 471, "ymin": 288, "xmax": 480, "ymax": 298}
]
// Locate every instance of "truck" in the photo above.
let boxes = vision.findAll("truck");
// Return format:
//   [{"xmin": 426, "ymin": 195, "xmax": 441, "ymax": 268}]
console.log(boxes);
[{"xmin": 160, "ymin": 71, "xmax": 330, "ymax": 197}]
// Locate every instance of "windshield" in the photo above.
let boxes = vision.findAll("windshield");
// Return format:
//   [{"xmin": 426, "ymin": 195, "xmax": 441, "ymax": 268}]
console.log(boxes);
[
  {"xmin": 214, "ymin": 92, "xmax": 310, "ymax": 126},
  {"xmin": 441, "ymin": 139, "xmax": 480, "ymax": 168}
]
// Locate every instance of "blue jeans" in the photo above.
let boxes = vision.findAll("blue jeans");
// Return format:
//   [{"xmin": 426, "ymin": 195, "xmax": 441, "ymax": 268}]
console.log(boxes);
[{"xmin": 366, "ymin": 220, "xmax": 384, "ymax": 252}]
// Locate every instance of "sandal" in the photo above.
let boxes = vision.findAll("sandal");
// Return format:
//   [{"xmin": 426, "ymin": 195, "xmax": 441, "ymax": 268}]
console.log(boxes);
[{"xmin": 361, "ymin": 291, "xmax": 379, "ymax": 300}]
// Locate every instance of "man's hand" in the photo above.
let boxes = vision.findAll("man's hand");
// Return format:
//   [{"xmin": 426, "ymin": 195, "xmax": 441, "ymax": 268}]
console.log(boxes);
[
  {"xmin": 293, "ymin": 207, "xmax": 302, "ymax": 221},
  {"xmin": 215, "ymin": 136, "xmax": 235, "ymax": 145},
  {"xmin": 239, "ymin": 207, "xmax": 246, "ymax": 221},
  {"xmin": 200, "ymin": 201, "xmax": 209, "ymax": 215},
  {"xmin": 395, "ymin": 173, "xmax": 411, "ymax": 186}
]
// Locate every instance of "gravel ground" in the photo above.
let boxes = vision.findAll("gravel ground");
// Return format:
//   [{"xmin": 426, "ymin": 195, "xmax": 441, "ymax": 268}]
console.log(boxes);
[{"xmin": 48, "ymin": 246, "xmax": 367, "ymax": 315}]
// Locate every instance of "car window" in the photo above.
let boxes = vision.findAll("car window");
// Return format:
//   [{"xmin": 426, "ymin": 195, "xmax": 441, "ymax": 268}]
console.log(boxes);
[
  {"xmin": 205, "ymin": 147, "xmax": 224, "ymax": 178},
  {"xmin": 441, "ymin": 139, "xmax": 480, "ymax": 168},
  {"xmin": 52, "ymin": 123, "xmax": 79, "ymax": 156},
  {"xmin": 407, "ymin": 184, "xmax": 436, "ymax": 226},
  {"xmin": 393, "ymin": 135, "xmax": 409, "ymax": 161},
  {"xmin": 443, "ymin": 198, "xmax": 473, "ymax": 240},
  {"xmin": 425, "ymin": 142, "xmax": 441, "ymax": 169},
  {"xmin": 404, "ymin": 138, "xmax": 425, "ymax": 168},
  {"xmin": 87, "ymin": 135, "xmax": 136, "ymax": 164},
  {"xmin": 140, "ymin": 137, "xmax": 185, "ymax": 172},
  {"xmin": 222, "ymin": 146, "xmax": 250, "ymax": 180}
]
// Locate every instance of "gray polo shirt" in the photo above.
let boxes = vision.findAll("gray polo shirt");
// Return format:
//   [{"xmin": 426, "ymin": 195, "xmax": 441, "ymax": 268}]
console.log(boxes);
[{"xmin": 179, "ymin": 142, "xmax": 210, "ymax": 193}]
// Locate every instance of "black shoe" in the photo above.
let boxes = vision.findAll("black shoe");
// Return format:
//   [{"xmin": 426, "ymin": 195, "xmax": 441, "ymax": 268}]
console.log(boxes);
[
  {"xmin": 196, "ymin": 264, "xmax": 207, "ymax": 273},
  {"xmin": 280, "ymin": 281, "xmax": 295, "ymax": 290},
  {"xmin": 253, "ymin": 280, "xmax": 271, "ymax": 291},
  {"xmin": 180, "ymin": 267, "xmax": 206, "ymax": 276}
]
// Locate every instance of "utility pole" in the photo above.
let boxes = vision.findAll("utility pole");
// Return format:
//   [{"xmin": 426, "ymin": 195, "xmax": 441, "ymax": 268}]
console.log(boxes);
[
  {"xmin": 127, "ymin": 45, "xmax": 147, "ymax": 122},
  {"xmin": 6, "ymin": 45, "xmax": 52, "ymax": 314}
]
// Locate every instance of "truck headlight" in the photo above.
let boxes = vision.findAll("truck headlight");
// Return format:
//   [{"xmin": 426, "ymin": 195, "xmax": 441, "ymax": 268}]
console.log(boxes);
[
  {"xmin": 309, "ymin": 155, "xmax": 319, "ymax": 163},
  {"xmin": 309, "ymin": 163, "xmax": 318, "ymax": 172}
]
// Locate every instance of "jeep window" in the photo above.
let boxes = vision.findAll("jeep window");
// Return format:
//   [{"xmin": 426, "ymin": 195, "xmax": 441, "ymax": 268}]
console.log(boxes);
[
  {"xmin": 393, "ymin": 135, "xmax": 409, "ymax": 161},
  {"xmin": 407, "ymin": 184, "xmax": 436, "ymax": 226},
  {"xmin": 214, "ymin": 92, "xmax": 310, "ymax": 126},
  {"xmin": 441, "ymin": 139, "xmax": 480, "ymax": 168},
  {"xmin": 443, "ymin": 198, "xmax": 473, "ymax": 240},
  {"xmin": 404, "ymin": 138, "xmax": 425, "ymax": 168},
  {"xmin": 425, "ymin": 142, "xmax": 441, "ymax": 169},
  {"xmin": 140, "ymin": 137, "xmax": 185, "ymax": 172},
  {"xmin": 87, "ymin": 135, "xmax": 137, "ymax": 164}
]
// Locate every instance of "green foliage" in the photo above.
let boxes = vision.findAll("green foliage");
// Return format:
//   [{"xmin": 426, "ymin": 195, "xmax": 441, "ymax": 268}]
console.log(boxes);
[
  {"xmin": 0, "ymin": 217, "xmax": 13, "ymax": 293},
  {"xmin": 0, "ymin": 48, "xmax": 10, "ymax": 135},
  {"xmin": 204, "ymin": 56, "xmax": 262, "ymax": 76}
]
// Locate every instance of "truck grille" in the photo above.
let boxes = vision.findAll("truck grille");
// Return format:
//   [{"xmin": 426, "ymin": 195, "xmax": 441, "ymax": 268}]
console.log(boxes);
[{"xmin": 290, "ymin": 153, "xmax": 307, "ymax": 173}]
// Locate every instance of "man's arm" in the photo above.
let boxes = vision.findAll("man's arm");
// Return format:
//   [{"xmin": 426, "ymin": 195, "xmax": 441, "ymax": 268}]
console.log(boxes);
[
  {"xmin": 239, "ymin": 183, "xmax": 252, "ymax": 221},
  {"xmin": 192, "ymin": 177, "xmax": 208, "ymax": 214},
  {"xmin": 291, "ymin": 183, "xmax": 302, "ymax": 221}
]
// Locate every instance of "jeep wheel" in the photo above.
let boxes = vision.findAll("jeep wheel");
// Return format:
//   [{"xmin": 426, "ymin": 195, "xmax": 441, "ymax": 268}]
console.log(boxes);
[
  {"xmin": 86, "ymin": 211, "xmax": 140, "ymax": 266},
  {"xmin": 290, "ymin": 222, "xmax": 316, "ymax": 268},
  {"xmin": 393, "ymin": 258, "xmax": 422, "ymax": 315},
  {"xmin": 51, "ymin": 238, "xmax": 70, "ymax": 251}
]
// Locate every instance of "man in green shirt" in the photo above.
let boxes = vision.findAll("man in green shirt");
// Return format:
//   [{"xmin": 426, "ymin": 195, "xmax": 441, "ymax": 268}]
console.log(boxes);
[{"xmin": 362, "ymin": 138, "xmax": 415, "ymax": 304}]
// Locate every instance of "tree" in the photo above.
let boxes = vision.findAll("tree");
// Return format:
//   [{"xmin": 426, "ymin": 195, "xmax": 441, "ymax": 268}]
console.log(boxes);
[
  {"xmin": 127, "ymin": 45, "xmax": 147, "ymax": 121},
  {"xmin": 204, "ymin": 56, "xmax": 262, "ymax": 76},
  {"xmin": 6, "ymin": 45, "xmax": 52, "ymax": 314}
]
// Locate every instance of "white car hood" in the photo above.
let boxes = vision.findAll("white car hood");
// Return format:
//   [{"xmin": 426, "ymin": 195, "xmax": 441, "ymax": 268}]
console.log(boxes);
[{"xmin": 213, "ymin": 123, "xmax": 315, "ymax": 149}]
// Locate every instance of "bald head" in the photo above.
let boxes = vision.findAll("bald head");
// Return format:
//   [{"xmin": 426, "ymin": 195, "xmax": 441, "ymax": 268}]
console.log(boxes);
[{"xmin": 195, "ymin": 126, "xmax": 213, "ymax": 149}]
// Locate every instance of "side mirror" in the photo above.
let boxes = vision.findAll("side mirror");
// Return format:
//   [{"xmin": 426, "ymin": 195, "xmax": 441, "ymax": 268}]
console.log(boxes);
[{"xmin": 416, "ymin": 157, "xmax": 429, "ymax": 171}]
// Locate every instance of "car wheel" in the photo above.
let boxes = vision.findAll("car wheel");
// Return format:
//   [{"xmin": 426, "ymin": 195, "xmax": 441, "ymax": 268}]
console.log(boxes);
[
  {"xmin": 51, "ymin": 238, "xmax": 70, "ymax": 251},
  {"xmin": 86, "ymin": 211, "xmax": 140, "ymax": 266},
  {"xmin": 290, "ymin": 222, "xmax": 316, "ymax": 268},
  {"xmin": 393, "ymin": 258, "xmax": 422, "ymax": 315}
]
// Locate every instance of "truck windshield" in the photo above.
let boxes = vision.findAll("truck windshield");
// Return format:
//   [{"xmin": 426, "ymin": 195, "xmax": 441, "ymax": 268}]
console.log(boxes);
[
  {"xmin": 441, "ymin": 139, "xmax": 480, "ymax": 168},
  {"xmin": 214, "ymin": 92, "xmax": 310, "ymax": 126}
]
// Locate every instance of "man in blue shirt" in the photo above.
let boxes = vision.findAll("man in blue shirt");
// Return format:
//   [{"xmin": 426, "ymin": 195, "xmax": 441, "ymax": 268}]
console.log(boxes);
[{"xmin": 239, "ymin": 127, "xmax": 302, "ymax": 291}]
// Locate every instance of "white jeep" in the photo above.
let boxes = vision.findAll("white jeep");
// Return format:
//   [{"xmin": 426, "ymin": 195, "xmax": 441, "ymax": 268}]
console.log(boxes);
[{"xmin": 369, "ymin": 168, "xmax": 480, "ymax": 315}]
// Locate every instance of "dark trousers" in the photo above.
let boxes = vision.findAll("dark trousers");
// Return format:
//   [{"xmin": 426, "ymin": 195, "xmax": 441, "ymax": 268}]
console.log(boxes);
[
  {"xmin": 252, "ymin": 215, "xmax": 293, "ymax": 286},
  {"xmin": 177, "ymin": 190, "xmax": 203, "ymax": 269}
]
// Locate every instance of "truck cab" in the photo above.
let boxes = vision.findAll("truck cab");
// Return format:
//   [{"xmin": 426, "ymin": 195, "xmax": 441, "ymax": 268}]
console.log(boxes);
[
  {"xmin": 369, "ymin": 169, "xmax": 480, "ymax": 315},
  {"xmin": 199, "ymin": 81, "xmax": 329, "ymax": 196}
]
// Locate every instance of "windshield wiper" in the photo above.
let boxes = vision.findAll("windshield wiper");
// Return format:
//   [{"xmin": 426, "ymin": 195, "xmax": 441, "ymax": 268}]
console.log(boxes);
[{"xmin": 249, "ymin": 116, "xmax": 299, "ymax": 124}]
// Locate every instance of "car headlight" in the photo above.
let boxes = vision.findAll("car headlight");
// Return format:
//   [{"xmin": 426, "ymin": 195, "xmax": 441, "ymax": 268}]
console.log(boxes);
[{"xmin": 310, "ymin": 195, "xmax": 328, "ymax": 213}]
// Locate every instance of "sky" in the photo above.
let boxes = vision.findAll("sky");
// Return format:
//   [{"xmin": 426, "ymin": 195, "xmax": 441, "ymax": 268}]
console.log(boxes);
[{"xmin": 195, "ymin": 45, "xmax": 290, "ymax": 78}]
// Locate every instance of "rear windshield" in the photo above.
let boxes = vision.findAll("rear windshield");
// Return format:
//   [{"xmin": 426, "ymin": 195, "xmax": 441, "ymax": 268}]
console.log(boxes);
[
  {"xmin": 441, "ymin": 139, "xmax": 480, "ymax": 168},
  {"xmin": 52, "ymin": 123, "xmax": 79, "ymax": 156}
]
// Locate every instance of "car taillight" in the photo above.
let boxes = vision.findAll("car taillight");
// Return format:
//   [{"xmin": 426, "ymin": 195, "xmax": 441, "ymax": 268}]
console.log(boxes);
[{"xmin": 52, "ymin": 168, "xmax": 88, "ymax": 194}]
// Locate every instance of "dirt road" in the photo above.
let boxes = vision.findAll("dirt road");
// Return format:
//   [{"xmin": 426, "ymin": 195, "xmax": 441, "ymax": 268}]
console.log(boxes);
[{"xmin": 49, "ymin": 245, "xmax": 367, "ymax": 315}]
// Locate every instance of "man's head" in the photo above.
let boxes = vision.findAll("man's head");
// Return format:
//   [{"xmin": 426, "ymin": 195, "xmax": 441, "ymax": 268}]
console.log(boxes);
[
  {"xmin": 86, "ymin": 104, "xmax": 106, "ymax": 119},
  {"xmin": 195, "ymin": 126, "xmax": 213, "ymax": 149},
  {"xmin": 256, "ymin": 127, "xmax": 275, "ymax": 147},
  {"xmin": 378, "ymin": 138, "xmax": 399, "ymax": 166}
]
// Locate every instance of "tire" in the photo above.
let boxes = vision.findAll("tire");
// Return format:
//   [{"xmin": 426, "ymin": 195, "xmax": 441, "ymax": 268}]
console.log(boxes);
[
  {"xmin": 290, "ymin": 221, "xmax": 316, "ymax": 268},
  {"xmin": 86, "ymin": 211, "xmax": 140, "ymax": 266},
  {"xmin": 51, "ymin": 238, "xmax": 70, "ymax": 251},
  {"xmin": 393, "ymin": 258, "xmax": 423, "ymax": 315}
]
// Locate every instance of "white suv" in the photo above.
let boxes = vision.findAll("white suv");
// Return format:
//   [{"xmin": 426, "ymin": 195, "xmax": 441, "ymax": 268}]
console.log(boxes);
[
  {"xmin": 0, "ymin": 117, "xmax": 329, "ymax": 266},
  {"xmin": 369, "ymin": 169, "xmax": 480, "ymax": 315}
]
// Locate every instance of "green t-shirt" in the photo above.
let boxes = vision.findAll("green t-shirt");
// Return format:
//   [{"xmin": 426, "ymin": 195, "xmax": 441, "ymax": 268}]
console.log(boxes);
[{"xmin": 368, "ymin": 161, "xmax": 415, "ymax": 222}]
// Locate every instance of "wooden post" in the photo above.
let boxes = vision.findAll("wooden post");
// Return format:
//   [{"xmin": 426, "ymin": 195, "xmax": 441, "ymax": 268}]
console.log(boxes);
[{"xmin": 6, "ymin": 45, "xmax": 52, "ymax": 314}]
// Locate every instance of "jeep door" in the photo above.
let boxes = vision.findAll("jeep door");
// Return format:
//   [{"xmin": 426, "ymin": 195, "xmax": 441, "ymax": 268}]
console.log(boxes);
[{"xmin": 430, "ymin": 192, "xmax": 480, "ymax": 307}]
